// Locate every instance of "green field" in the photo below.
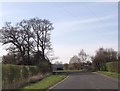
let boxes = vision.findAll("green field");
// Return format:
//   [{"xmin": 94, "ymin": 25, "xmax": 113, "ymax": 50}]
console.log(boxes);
[
  {"xmin": 20, "ymin": 75, "xmax": 66, "ymax": 89},
  {"xmin": 97, "ymin": 71, "xmax": 120, "ymax": 78}
]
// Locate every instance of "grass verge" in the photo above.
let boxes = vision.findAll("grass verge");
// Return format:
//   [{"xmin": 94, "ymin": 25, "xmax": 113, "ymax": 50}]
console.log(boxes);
[
  {"xmin": 53, "ymin": 70, "xmax": 82, "ymax": 72},
  {"xmin": 97, "ymin": 71, "xmax": 120, "ymax": 78},
  {"xmin": 20, "ymin": 75, "xmax": 66, "ymax": 89}
]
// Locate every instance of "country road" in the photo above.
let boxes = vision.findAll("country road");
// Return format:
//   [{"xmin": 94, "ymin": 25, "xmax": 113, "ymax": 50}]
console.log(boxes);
[{"xmin": 49, "ymin": 71, "xmax": 119, "ymax": 90}]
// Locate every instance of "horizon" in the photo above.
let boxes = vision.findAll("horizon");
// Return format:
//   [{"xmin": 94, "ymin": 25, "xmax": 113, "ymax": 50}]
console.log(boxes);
[{"xmin": 0, "ymin": 2, "xmax": 118, "ymax": 64}]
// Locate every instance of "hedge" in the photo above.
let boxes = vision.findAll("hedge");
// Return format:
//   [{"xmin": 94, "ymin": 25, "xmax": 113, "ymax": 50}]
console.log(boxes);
[
  {"xmin": 2, "ymin": 64, "xmax": 41, "ymax": 89},
  {"xmin": 106, "ymin": 61, "xmax": 119, "ymax": 73},
  {"xmin": 100, "ymin": 63, "xmax": 107, "ymax": 71}
]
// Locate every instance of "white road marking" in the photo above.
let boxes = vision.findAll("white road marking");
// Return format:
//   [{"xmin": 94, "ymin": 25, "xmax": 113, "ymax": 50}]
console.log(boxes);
[{"xmin": 48, "ymin": 75, "xmax": 69, "ymax": 89}]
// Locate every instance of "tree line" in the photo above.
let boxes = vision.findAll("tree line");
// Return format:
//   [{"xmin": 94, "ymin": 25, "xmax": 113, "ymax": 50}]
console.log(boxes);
[
  {"xmin": 0, "ymin": 17, "xmax": 53, "ymax": 65},
  {"xmin": 92, "ymin": 48, "xmax": 118, "ymax": 71},
  {"xmin": 63, "ymin": 48, "xmax": 118, "ymax": 71},
  {"xmin": 68, "ymin": 49, "xmax": 91, "ymax": 70}
]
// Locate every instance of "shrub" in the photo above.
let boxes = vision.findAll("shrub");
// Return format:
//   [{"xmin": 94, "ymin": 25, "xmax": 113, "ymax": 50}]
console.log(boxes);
[
  {"xmin": 100, "ymin": 63, "xmax": 107, "ymax": 71},
  {"xmin": 29, "ymin": 66, "xmax": 39, "ymax": 76},
  {"xmin": 37, "ymin": 61, "xmax": 51, "ymax": 73},
  {"xmin": 92, "ymin": 62, "xmax": 100, "ymax": 71},
  {"xmin": 2, "ymin": 64, "xmax": 41, "ymax": 89},
  {"xmin": 29, "ymin": 74, "xmax": 43, "ymax": 83},
  {"xmin": 106, "ymin": 61, "xmax": 119, "ymax": 73},
  {"xmin": 21, "ymin": 66, "xmax": 29, "ymax": 79},
  {"xmin": 2, "ymin": 64, "xmax": 19, "ymax": 84}
]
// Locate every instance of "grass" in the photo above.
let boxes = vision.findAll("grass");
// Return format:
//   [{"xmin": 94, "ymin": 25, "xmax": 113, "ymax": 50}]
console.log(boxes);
[
  {"xmin": 20, "ymin": 75, "xmax": 66, "ymax": 89},
  {"xmin": 97, "ymin": 71, "xmax": 120, "ymax": 78},
  {"xmin": 53, "ymin": 70, "xmax": 82, "ymax": 72}
]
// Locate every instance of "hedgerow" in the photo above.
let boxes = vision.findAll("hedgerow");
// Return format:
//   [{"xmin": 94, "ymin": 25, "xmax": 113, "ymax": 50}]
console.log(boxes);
[
  {"xmin": 106, "ymin": 61, "xmax": 119, "ymax": 73},
  {"xmin": 2, "ymin": 64, "xmax": 41, "ymax": 89}
]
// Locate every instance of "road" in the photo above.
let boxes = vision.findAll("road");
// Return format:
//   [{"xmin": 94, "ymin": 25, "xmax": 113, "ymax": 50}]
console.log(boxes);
[{"xmin": 49, "ymin": 71, "xmax": 119, "ymax": 90}]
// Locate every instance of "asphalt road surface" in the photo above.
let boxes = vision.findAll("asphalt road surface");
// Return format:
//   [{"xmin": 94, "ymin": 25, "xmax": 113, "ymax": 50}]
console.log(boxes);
[{"xmin": 50, "ymin": 71, "xmax": 119, "ymax": 90}]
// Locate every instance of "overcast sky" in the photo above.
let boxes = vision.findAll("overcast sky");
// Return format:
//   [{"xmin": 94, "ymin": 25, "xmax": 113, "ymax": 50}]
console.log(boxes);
[{"xmin": 0, "ymin": 2, "xmax": 118, "ymax": 63}]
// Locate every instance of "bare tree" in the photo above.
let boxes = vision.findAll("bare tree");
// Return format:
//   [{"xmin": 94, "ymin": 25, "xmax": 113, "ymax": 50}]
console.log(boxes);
[
  {"xmin": 0, "ymin": 22, "xmax": 26, "ymax": 64},
  {"xmin": 93, "ymin": 48, "xmax": 117, "ymax": 63},
  {"xmin": 0, "ymin": 18, "xmax": 54, "ymax": 65},
  {"xmin": 78, "ymin": 49, "xmax": 88, "ymax": 63},
  {"xmin": 69, "ymin": 55, "xmax": 79, "ymax": 64},
  {"xmin": 92, "ymin": 48, "xmax": 118, "ymax": 71},
  {"xmin": 45, "ymin": 49, "xmax": 59, "ymax": 63},
  {"xmin": 29, "ymin": 18, "xmax": 54, "ymax": 59},
  {"xmin": 18, "ymin": 20, "xmax": 34, "ymax": 64}
]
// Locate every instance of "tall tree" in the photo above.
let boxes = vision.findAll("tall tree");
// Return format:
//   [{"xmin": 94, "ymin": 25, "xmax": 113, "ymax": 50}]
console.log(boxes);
[
  {"xmin": 93, "ymin": 48, "xmax": 117, "ymax": 63},
  {"xmin": 18, "ymin": 20, "xmax": 34, "ymax": 64},
  {"xmin": 78, "ymin": 49, "xmax": 88, "ymax": 63},
  {"xmin": 29, "ymin": 18, "xmax": 54, "ymax": 59},
  {"xmin": 69, "ymin": 55, "xmax": 82, "ymax": 70},
  {"xmin": 92, "ymin": 48, "xmax": 118, "ymax": 71},
  {"xmin": 0, "ymin": 18, "xmax": 54, "ymax": 65},
  {"xmin": 0, "ymin": 22, "xmax": 26, "ymax": 64},
  {"xmin": 69, "ymin": 55, "xmax": 80, "ymax": 64}
]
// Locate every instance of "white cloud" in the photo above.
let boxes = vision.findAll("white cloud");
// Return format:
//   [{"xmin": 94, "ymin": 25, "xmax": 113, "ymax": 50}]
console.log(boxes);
[
  {"xmin": 52, "ymin": 14, "xmax": 117, "ymax": 39},
  {"xmin": 56, "ymin": 14, "xmax": 116, "ymax": 26},
  {"xmin": 51, "ymin": 14, "xmax": 118, "ymax": 63}
]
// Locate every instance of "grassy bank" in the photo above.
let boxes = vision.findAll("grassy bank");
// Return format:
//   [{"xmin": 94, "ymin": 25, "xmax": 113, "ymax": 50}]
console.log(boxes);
[
  {"xmin": 20, "ymin": 75, "xmax": 66, "ymax": 89},
  {"xmin": 97, "ymin": 71, "xmax": 120, "ymax": 78}
]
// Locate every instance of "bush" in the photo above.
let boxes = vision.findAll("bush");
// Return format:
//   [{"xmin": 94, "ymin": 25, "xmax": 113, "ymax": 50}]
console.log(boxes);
[
  {"xmin": 92, "ymin": 62, "xmax": 100, "ymax": 71},
  {"xmin": 100, "ymin": 63, "xmax": 107, "ymax": 71},
  {"xmin": 2, "ymin": 64, "xmax": 20, "ymax": 84},
  {"xmin": 29, "ymin": 74, "xmax": 43, "ymax": 83},
  {"xmin": 37, "ymin": 61, "xmax": 51, "ymax": 73},
  {"xmin": 2, "ymin": 64, "xmax": 41, "ymax": 89},
  {"xmin": 29, "ymin": 66, "xmax": 39, "ymax": 76},
  {"xmin": 21, "ymin": 66, "xmax": 29, "ymax": 79},
  {"xmin": 106, "ymin": 61, "xmax": 119, "ymax": 73},
  {"xmin": 2, "ymin": 60, "xmax": 52, "ymax": 89}
]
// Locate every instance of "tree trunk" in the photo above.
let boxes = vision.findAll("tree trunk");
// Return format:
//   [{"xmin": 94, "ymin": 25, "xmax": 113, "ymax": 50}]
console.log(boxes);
[
  {"xmin": 42, "ymin": 47, "xmax": 45, "ymax": 60},
  {"xmin": 27, "ymin": 48, "xmax": 31, "ymax": 65}
]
